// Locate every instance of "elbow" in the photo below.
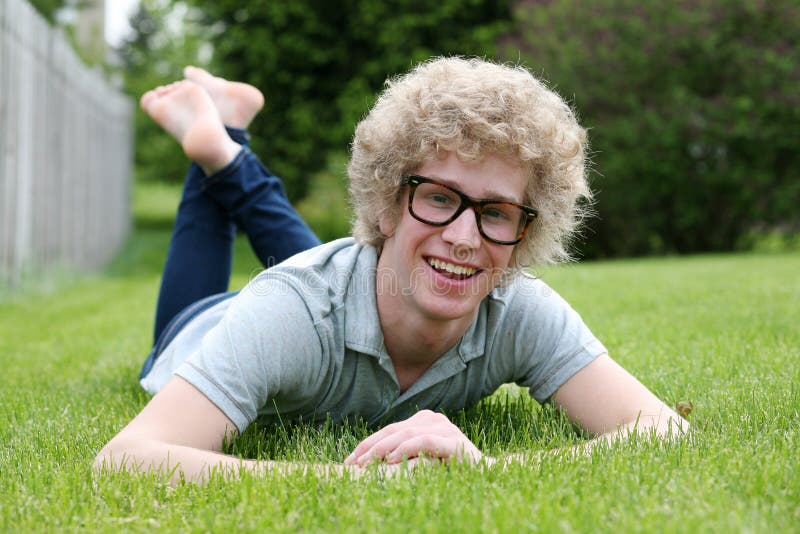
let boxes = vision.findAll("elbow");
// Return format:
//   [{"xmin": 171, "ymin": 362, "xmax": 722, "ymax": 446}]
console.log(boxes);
[
  {"xmin": 93, "ymin": 435, "xmax": 141, "ymax": 473},
  {"xmin": 662, "ymin": 402, "xmax": 691, "ymax": 437},
  {"xmin": 622, "ymin": 407, "xmax": 690, "ymax": 440},
  {"xmin": 93, "ymin": 438, "xmax": 122, "ymax": 472},
  {"xmin": 650, "ymin": 409, "xmax": 690, "ymax": 439},
  {"xmin": 668, "ymin": 416, "xmax": 690, "ymax": 437},
  {"xmin": 93, "ymin": 448, "xmax": 112, "ymax": 472}
]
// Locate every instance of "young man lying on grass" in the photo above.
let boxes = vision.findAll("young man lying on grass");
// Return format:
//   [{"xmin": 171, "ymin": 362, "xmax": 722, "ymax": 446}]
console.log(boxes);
[{"xmin": 95, "ymin": 57, "xmax": 686, "ymax": 480}]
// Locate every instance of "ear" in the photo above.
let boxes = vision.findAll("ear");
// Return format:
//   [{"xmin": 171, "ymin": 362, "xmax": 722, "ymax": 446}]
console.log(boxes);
[{"xmin": 379, "ymin": 210, "xmax": 396, "ymax": 238}]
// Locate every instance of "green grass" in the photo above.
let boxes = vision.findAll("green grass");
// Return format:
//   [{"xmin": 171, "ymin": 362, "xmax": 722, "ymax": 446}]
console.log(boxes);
[{"xmin": 1, "ymin": 187, "xmax": 798, "ymax": 532}]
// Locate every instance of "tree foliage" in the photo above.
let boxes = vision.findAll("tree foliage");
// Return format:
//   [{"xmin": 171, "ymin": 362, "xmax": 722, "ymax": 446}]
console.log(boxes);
[
  {"xmin": 118, "ymin": 0, "xmax": 799, "ymax": 257},
  {"xmin": 27, "ymin": 0, "xmax": 64, "ymax": 23},
  {"xmin": 507, "ymin": 0, "xmax": 800, "ymax": 257},
  {"xmin": 116, "ymin": 0, "xmax": 211, "ymax": 184},
  {"xmin": 186, "ymin": 0, "xmax": 513, "ymax": 200}
]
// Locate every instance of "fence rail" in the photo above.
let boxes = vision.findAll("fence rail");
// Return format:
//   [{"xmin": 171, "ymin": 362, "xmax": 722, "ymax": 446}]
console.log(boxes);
[{"xmin": 0, "ymin": 0, "xmax": 133, "ymax": 289}]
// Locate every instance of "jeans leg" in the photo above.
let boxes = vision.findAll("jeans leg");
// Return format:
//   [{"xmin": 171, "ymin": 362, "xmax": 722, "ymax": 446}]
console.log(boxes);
[
  {"xmin": 141, "ymin": 290, "xmax": 238, "ymax": 379},
  {"xmin": 152, "ymin": 162, "xmax": 237, "ymax": 342},
  {"xmin": 151, "ymin": 128, "xmax": 253, "ymax": 342},
  {"xmin": 152, "ymin": 127, "xmax": 319, "ymax": 343},
  {"xmin": 200, "ymin": 145, "xmax": 321, "ymax": 269}
]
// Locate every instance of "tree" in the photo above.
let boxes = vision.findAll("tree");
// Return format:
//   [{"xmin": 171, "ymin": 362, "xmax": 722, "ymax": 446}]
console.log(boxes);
[
  {"xmin": 186, "ymin": 0, "xmax": 514, "ymax": 200},
  {"xmin": 507, "ymin": 0, "xmax": 800, "ymax": 257},
  {"xmin": 116, "ymin": 0, "xmax": 211, "ymax": 184},
  {"xmin": 27, "ymin": 0, "xmax": 65, "ymax": 23}
]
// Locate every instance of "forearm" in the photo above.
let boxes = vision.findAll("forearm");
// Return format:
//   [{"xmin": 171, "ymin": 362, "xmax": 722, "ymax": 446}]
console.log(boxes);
[
  {"xmin": 579, "ymin": 407, "xmax": 689, "ymax": 451},
  {"xmin": 566, "ymin": 419, "xmax": 689, "ymax": 459},
  {"xmin": 93, "ymin": 438, "xmax": 345, "ymax": 483},
  {"xmin": 557, "ymin": 412, "xmax": 690, "ymax": 460},
  {"xmin": 491, "ymin": 408, "xmax": 690, "ymax": 467}
]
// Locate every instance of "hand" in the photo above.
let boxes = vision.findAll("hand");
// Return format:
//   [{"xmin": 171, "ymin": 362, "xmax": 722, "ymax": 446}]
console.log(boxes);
[
  {"xmin": 330, "ymin": 456, "xmax": 433, "ymax": 481},
  {"xmin": 343, "ymin": 410, "xmax": 483, "ymax": 467}
]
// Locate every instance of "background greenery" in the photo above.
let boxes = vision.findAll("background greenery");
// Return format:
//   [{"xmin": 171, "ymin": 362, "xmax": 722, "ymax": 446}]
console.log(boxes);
[
  {"xmin": 31, "ymin": 0, "xmax": 799, "ymax": 258},
  {"xmin": 510, "ymin": 0, "xmax": 800, "ymax": 258},
  {"xmin": 183, "ymin": 0, "xmax": 514, "ymax": 200}
]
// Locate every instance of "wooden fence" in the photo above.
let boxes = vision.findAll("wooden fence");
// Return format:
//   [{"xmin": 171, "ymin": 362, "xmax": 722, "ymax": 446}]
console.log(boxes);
[{"xmin": 0, "ymin": 0, "xmax": 133, "ymax": 289}]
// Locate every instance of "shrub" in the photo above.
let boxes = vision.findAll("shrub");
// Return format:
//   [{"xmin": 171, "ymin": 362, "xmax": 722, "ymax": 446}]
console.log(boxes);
[
  {"xmin": 506, "ymin": 0, "xmax": 800, "ymax": 257},
  {"xmin": 188, "ymin": 0, "xmax": 514, "ymax": 200}
]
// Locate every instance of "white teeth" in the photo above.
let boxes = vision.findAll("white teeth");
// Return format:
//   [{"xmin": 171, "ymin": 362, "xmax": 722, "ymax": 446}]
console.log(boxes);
[{"xmin": 427, "ymin": 258, "xmax": 477, "ymax": 277}]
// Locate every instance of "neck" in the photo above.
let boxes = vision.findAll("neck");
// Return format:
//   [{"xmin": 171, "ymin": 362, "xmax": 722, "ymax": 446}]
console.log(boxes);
[{"xmin": 376, "ymin": 281, "xmax": 477, "ymax": 391}]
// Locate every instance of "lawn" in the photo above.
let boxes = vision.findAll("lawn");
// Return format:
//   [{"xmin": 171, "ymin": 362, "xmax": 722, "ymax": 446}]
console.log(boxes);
[{"xmin": 0, "ymin": 184, "xmax": 797, "ymax": 532}]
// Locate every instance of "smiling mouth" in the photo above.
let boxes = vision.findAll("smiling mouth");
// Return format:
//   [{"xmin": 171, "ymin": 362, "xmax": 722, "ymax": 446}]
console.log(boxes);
[{"xmin": 426, "ymin": 257, "xmax": 480, "ymax": 280}]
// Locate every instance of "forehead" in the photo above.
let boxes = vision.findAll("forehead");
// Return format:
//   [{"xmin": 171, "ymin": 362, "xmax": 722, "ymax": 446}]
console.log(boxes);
[{"xmin": 412, "ymin": 152, "xmax": 528, "ymax": 204}]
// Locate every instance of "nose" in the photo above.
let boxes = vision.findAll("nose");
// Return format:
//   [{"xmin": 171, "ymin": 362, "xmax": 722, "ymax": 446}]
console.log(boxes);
[{"xmin": 441, "ymin": 207, "xmax": 481, "ymax": 250}]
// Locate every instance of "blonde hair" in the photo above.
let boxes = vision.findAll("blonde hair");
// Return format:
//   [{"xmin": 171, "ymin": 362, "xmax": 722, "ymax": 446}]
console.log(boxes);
[{"xmin": 348, "ymin": 57, "xmax": 592, "ymax": 267}]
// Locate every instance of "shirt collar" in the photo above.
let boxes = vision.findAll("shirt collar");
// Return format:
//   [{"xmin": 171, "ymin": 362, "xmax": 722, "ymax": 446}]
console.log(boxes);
[{"xmin": 343, "ymin": 245, "xmax": 386, "ymax": 358}]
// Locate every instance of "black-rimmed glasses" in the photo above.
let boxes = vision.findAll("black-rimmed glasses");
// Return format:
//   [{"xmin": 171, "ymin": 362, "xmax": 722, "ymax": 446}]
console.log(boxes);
[{"xmin": 402, "ymin": 175, "xmax": 537, "ymax": 245}]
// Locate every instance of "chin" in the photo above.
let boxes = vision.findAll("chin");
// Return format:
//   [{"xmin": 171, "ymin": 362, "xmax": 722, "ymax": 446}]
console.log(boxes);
[
  {"xmin": 414, "ymin": 278, "xmax": 490, "ymax": 321},
  {"xmin": 417, "ymin": 301, "xmax": 480, "ymax": 322}
]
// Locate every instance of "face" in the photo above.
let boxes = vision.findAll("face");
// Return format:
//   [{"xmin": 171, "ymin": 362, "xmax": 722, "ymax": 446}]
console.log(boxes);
[{"xmin": 377, "ymin": 151, "xmax": 528, "ymax": 324}]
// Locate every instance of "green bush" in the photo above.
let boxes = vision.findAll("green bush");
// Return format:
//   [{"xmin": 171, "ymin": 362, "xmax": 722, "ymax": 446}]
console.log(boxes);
[
  {"xmin": 508, "ymin": 0, "xmax": 800, "ymax": 257},
  {"xmin": 187, "ymin": 0, "xmax": 513, "ymax": 201},
  {"xmin": 117, "ymin": 0, "xmax": 213, "ymax": 184},
  {"xmin": 295, "ymin": 153, "xmax": 352, "ymax": 243}
]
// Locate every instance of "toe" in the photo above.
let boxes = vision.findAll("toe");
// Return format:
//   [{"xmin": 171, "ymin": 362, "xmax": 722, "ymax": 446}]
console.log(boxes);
[
  {"xmin": 184, "ymin": 65, "xmax": 213, "ymax": 81},
  {"xmin": 140, "ymin": 90, "xmax": 156, "ymax": 109}
]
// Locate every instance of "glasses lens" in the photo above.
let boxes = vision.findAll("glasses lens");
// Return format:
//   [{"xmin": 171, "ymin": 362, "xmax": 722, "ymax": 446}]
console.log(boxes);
[
  {"xmin": 408, "ymin": 178, "xmax": 530, "ymax": 244},
  {"xmin": 480, "ymin": 203, "xmax": 526, "ymax": 242},
  {"xmin": 411, "ymin": 181, "xmax": 461, "ymax": 223}
]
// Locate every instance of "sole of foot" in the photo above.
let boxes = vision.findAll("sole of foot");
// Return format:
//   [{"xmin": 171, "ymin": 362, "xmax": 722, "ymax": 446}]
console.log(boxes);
[
  {"xmin": 183, "ymin": 66, "xmax": 265, "ymax": 130},
  {"xmin": 140, "ymin": 80, "xmax": 240, "ymax": 174}
]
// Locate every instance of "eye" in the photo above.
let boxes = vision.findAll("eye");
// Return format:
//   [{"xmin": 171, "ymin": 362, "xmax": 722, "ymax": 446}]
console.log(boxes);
[
  {"xmin": 482, "ymin": 206, "xmax": 510, "ymax": 221},
  {"xmin": 425, "ymin": 192, "xmax": 457, "ymax": 207}
]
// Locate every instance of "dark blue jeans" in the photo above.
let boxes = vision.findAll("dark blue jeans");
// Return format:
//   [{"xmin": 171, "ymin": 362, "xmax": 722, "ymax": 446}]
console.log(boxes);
[{"xmin": 139, "ymin": 128, "xmax": 321, "ymax": 379}]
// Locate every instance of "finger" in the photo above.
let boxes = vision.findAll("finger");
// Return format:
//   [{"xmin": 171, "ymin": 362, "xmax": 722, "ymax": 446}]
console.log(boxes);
[
  {"xmin": 344, "ymin": 411, "xmax": 449, "ymax": 464},
  {"xmin": 384, "ymin": 435, "xmax": 455, "ymax": 463},
  {"xmin": 345, "ymin": 430, "xmax": 391, "ymax": 464},
  {"xmin": 386, "ymin": 434, "xmax": 483, "ymax": 464},
  {"xmin": 344, "ymin": 421, "xmax": 408, "ymax": 464},
  {"xmin": 381, "ymin": 456, "xmax": 434, "ymax": 476},
  {"xmin": 354, "ymin": 428, "xmax": 421, "ymax": 466},
  {"xmin": 352, "ymin": 414, "xmax": 460, "ymax": 466}
]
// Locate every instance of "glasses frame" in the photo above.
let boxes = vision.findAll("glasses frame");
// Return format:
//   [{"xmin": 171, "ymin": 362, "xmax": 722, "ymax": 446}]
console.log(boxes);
[{"xmin": 402, "ymin": 174, "xmax": 538, "ymax": 245}]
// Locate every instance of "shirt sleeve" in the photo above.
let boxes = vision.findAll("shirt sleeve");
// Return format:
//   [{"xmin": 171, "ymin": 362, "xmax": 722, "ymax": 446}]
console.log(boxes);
[
  {"xmin": 174, "ymin": 277, "xmax": 326, "ymax": 433},
  {"xmin": 495, "ymin": 275, "xmax": 607, "ymax": 403}
]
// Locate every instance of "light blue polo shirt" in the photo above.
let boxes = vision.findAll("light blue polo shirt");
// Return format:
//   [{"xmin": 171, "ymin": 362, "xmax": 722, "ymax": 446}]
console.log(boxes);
[{"xmin": 140, "ymin": 238, "xmax": 606, "ymax": 433}]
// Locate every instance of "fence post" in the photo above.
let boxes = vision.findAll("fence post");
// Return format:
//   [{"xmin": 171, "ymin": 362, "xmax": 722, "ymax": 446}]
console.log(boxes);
[{"xmin": 0, "ymin": 0, "xmax": 133, "ymax": 289}]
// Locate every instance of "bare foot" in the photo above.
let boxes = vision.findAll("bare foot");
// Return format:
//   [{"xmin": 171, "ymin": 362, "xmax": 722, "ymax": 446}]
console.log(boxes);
[
  {"xmin": 140, "ymin": 80, "xmax": 241, "ymax": 175},
  {"xmin": 183, "ymin": 66, "xmax": 265, "ymax": 129}
]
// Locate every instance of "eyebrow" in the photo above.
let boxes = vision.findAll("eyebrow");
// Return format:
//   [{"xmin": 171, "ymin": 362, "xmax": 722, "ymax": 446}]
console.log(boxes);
[{"xmin": 421, "ymin": 174, "xmax": 525, "ymax": 205}]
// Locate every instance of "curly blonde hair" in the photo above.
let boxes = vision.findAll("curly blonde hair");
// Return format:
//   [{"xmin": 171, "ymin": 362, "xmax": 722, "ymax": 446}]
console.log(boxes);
[{"xmin": 348, "ymin": 57, "xmax": 591, "ymax": 268}]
